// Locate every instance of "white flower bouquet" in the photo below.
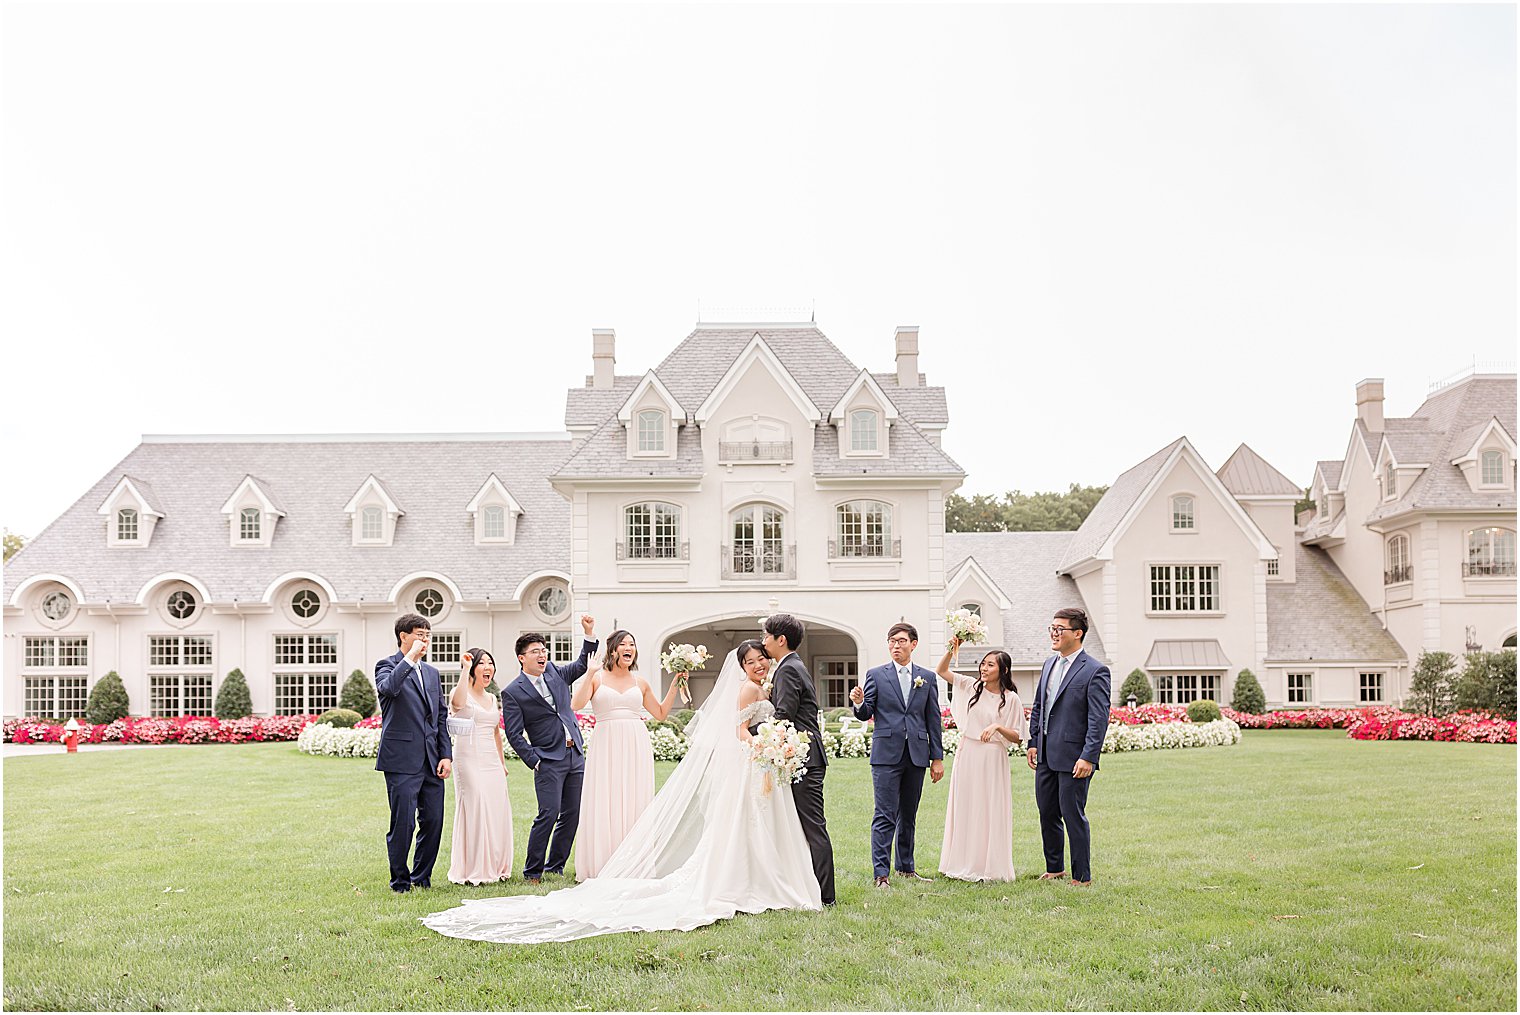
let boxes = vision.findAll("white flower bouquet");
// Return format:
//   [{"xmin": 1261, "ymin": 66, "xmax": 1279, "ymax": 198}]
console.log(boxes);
[
  {"xmin": 659, "ymin": 642, "xmax": 711, "ymax": 704},
  {"xmin": 747, "ymin": 718, "xmax": 811, "ymax": 795},
  {"xmin": 945, "ymin": 608, "xmax": 989, "ymax": 646}
]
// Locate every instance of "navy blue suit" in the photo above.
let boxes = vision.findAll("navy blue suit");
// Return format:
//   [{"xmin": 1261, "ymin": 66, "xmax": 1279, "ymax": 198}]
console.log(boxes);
[
  {"xmin": 851, "ymin": 660, "xmax": 945, "ymax": 879},
  {"xmin": 374, "ymin": 650, "xmax": 453, "ymax": 891},
  {"xmin": 1026, "ymin": 648, "xmax": 1111, "ymax": 882},
  {"xmin": 502, "ymin": 639, "xmax": 597, "ymax": 879}
]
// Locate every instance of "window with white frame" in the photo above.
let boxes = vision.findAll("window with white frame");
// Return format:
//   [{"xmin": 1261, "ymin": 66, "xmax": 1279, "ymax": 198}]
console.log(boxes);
[
  {"xmin": 637, "ymin": 410, "xmax": 666, "ymax": 452},
  {"xmin": 624, "ymin": 502, "xmax": 682, "ymax": 559},
  {"xmin": 1148, "ymin": 565, "xmax": 1221, "ymax": 612},
  {"xmin": 1171, "ymin": 496, "xmax": 1195, "ymax": 531},
  {"xmin": 148, "ymin": 635, "xmax": 214, "ymax": 716},
  {"xmin": 849, "ymin": 409, "xmax": 879, "ymax": 452},
  {"xmin": 1359, "ymin": 671, "xmax": 1384, "ymax": 703},
  {"xmin": 816, "ymin": 658, "xmax": 858, "ymax": 708},
  {"xmin": 273, "ymin": 634, "xmax": 339, "ymax": 715},
  {"xmin": 960, "ymin": 603, "xmax": 982, "ymax": 616},
  {"xmin": 1465, "ymin": 527, "xmax": 1517, "ymax": 577},
  {"xmin": 731, "ymin": 504, "xmax": 786, "ymax": 575},
  {"xmin": 1383, "ymin": 460, "xmax": 1396, "ymax": 499},
  {"xmin": 1385, "ymin": 534, "xmax": 1411, "ymax": 584},
  {"xmin": 117, "ymin": 508, "xmax": 139, "ymax": 541},
  {"xmin": 1286, "ymin": 672, "xmax": 1312, "ymax": 704},
  {"xmin": 548, "ymin": 631, "xmax": 574, "ymax": 665},
  {"xmin": 21, "ymin": 635, "xmax": 89, "ymax": 717},
  {"xmin": 414, "ymin": 587, "xmax": 447, "ymax": 618},
  {"xmin": 40, "ymin": 589, "xmax": 73, "ymax": 622},
  {"xmin": 1481, "ymin": 450, "xmax": 1506, "ymax": 486},
  {"xmin": 536, "ymin": 585, "xmax": 569, "ymax": 621},
  {"xmin": 360, "ymin": 506, "xmax": 384, "ymax": 541},
  {"xmin": 166, "ymin": 589, "xmax": 198, "ymax": 621},
  {"xmin": 291, "ymin": 588, "xmax": 322, "ymax": 620},
  {"xmin": 836, "ymin": 500, "xmax": 892, "ymax": 557},
  {"xmin": 239, "ymin": 507, "xmax": 261, "ymax": 541},
  {"xmin": 423, "ymin": 630, "xmax": 461, "ymax": 668},
  {"xmin": 482, "ymin": 504, "xmax": 506, "ymax": 539},
  {"xmin": 1266, "ymin": 556, "xmax": 1280, "ymax": 577},
  {"xmin": 1152, "ymin": 673, "xmax": 1220, "ymax": 704}
]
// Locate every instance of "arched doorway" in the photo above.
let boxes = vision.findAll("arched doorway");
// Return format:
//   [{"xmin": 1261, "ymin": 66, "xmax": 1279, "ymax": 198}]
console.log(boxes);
[{"xmin": 656, "ymin": 614, "xmax": 862, "ymax": 709}]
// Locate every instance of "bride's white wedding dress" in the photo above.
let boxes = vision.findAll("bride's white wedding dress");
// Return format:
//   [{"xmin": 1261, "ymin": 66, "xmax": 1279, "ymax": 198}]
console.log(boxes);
[{"xmin": 421, "ymin": 655, "xmax": 821, "ymax": 943}]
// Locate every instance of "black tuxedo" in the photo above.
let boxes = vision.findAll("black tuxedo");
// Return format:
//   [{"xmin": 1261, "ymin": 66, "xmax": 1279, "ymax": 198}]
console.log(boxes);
[{"xmin": 769, "ymin": 651, "xmax": 834, "ymax": 905}]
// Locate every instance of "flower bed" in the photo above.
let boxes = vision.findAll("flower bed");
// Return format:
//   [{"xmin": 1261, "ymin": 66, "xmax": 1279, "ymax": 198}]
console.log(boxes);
[
  {"xmin": 6, "ymin": 714, "xmax": 319, "ymax": 745},
  {"xmin": 1221, "ymin": 706, "xmax": 1376, "ymax": 729},
  {"xmin": 297, "ymin": 722, "xmax": 382, "ymax": 758},
  {"xmin": 1345, "ymin": 709, "xmax": 1515, "ymax": 744}
]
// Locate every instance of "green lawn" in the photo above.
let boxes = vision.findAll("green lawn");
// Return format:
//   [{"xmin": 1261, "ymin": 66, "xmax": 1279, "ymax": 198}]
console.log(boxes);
[{"xmin": 3, "ymin": 732, "xmax": 1515, "ymax": 1011}]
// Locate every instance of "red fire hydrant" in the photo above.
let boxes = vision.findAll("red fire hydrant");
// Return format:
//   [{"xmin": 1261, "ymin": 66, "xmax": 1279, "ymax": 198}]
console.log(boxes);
[{"xmin": 64, "ymin": 718, "xmax": 80, "ymax": 753}]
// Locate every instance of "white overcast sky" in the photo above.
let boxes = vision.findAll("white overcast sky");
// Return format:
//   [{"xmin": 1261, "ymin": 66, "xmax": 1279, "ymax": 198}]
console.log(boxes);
[{"xmin": 1, "ymin": 2, "xmax": 1514, "ymax": 540}]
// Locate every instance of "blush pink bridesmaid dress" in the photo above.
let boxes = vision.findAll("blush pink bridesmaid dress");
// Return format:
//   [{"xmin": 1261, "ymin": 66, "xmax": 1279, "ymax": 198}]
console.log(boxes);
[
  {"xmin": 447, "ymin": 694, "xmax": 514, "ymax": 885},
  {"xmin": 940, "ymin": 673, "xmax": 1029, "ymax": 882},
  {"xmin": 574, "ymin": 681, "xmax": 656, "ymax": 881}
]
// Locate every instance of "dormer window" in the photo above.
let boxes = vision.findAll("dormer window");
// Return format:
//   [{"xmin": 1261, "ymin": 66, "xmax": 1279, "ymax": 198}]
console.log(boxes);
[
  {"xmin": 1383, "ymin": 460, "xmax": 1396, "ymax": 499},
  {"xmin": 361, "ymin": 507, "xmax": 383, "ymax": 541},
  {"xmin": 221, "ymin": 475, "xmax": 284, "ymax": 547},
  {"xmin": 1171, "ymin": 496, "xmax": 1195, "ymax": 531},
  {"xmin": 1481, "ymin": 450, "xmax": 1506, "ymax": 487},
  {"xmin": 638, "ymin": 410, "xmax": 666, "ymax": 452},
  {"xmin": 482, "ymin": 505, "xmax": 505, "ymax": 539},
  {"xmin": 829, "ymin": 369, "xmax": 898, "ymax": 459},
  {"xmin": 344, "ymin": 474, "xmax": 404, "ymax": 547},
  {"xmin": 239, "ymin": 508, "xmax": 261, "ymax": 541},
  {"xmin": 99, "ymin": 475, "xmax": 163, "ymax": 547},
  {"xmin": 466, "ymin": 473, "xmax": 525, "ymax": 545},
  {"xmin": 850, "ymin": 410, "xmax": 879, "ymax": 452},
  {"xmin": 118, "ymin": 508, "xmax": 139, "ymax": 541}
]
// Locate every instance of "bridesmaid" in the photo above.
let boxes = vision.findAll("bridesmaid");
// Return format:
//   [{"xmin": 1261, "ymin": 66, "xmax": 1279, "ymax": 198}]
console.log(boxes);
[
  {"xmin": 936, "ymin": 637, "xmax": 1028, "ymax": 882},
  {"xmin": 446, "ymin": 648, "xmax": 514, "ymax": 885},
  {"xmin": 570, "ymin": 630, "xmax": 681, "ymax": 880}
]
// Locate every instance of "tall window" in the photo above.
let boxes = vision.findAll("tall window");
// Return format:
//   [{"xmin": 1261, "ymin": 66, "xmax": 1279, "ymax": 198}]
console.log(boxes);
[
  {"xmin": 360, "ymin": 506, "xmax": 383, "ymax": 541},
  {"xmin": 239, "ymin": 507, "xmax": 261, "ymax": 541},
  {"xmin": 148, "ymin": 635, "xmax": 214, "ymax": 716},
  {"xmin": 836, "ymin": 500, "xmax": 892, "ymax": 557},
  {"xmin": 1153, "ymin": 673, "xmax": 1220, "ymax": 705},
  {"xmin": 1171, "ymin": 496, "xmax": 1195, "ymax": 530},
  {"xmin": 1286, "ymin": 672, "xmax": 1312, "ymax": 705},
  {"xmin": 1359, "ymin": 672, "xmax": 1384, "ymax": 703},
  {"xmin": 423, "ymin": 631, "xmax": 461, "ymax": 667},
  {"xmin": 1465, "ymin": 528, "xmax": 1517, "ymax": 577},
  {"xmin": 273, "ymin": 634, "xmax": 339, "ymax": 714},
  {"xmin": 731, "ymin": 504, "xmax": 785, "ymax": 574},
  {"xmin": 637, "ymin": 410, "xmax": 666, "ymax": 452},
  {"xmin": 482, "ymin": 504, "xmax": 506, "ymax": 539},
  {"xmin": 817, "ymin": 658, "xmax": 858, "ymax": 708},
  {"xmin": 1481, "ymin": 450, "xmax": 1505, "ymax": 486},
  {"xmin": 21, "ymin": 636, "xmax": 89, "ymax": 717},
  {"xmin": 1385, "ymin": 534, "xmax": 1411, "ymax": 584},
  {"xmin": 1383, "ymin": 461, "xmax": 1396, "ymax": 499},
  {"xmin": 849, "ymin": 409, "xmax": 879, "ymax": 452},
  {"xmin": 548, "ymin": 631, "xmax": 574, "ymax": 665},
  {"xmin": 624, "ymin": 502, "xmax": 682, "ymax": 559},
  {"xmin": 117, "ymin": 508, "xmax": 139, "ymax": 541},
  {"xmin": 1148, "ymin": 565, "xmax": 1221, "ymax": 612}
]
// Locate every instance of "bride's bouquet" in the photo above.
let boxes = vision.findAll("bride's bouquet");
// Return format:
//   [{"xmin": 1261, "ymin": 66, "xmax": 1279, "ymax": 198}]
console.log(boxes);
[
  {"xmin": 945, "ymin": 608, "xmax": 989, "ymax": 646},
  {"xmin": 747, "ymin": 719, "xmax": 810, "ymax": 796},
  {"xmin": 659, "ymin": 642, "xmax": 711, "ymax": 704}
]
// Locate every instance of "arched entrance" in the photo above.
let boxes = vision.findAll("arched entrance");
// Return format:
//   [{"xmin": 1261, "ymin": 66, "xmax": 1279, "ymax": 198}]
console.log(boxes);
[{"xmin": 656, "ymin": 614, "xmax": 862, "ymax": 709}]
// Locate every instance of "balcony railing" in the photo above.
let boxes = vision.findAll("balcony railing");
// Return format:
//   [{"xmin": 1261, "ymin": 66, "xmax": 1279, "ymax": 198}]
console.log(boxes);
[
  {"xmin": 827, "ymin": 538, "xmax": 901, "ymax": 560},
  {"xmin": 718, "ymin": 440, "xmax": 793, "ymax": 463},
  {"xmin": 721, "ymin": 544, "xmax": 797, "ymax": 579},
  {"xmin": 616, "ymin": 540, "xmax": 689, "ymax": 562},
  {"xmin": 1463, "ymin": 560, "xmax": 1517, "ymax": 577},
  {"xmin": 1384, "ymin": 564, "xmax": 1412, "ymax": 584}
]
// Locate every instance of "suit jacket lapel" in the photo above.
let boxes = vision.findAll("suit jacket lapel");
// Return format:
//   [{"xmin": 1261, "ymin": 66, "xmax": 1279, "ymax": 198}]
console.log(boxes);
[
  {"xmin": 1048, "ymin": 651, "xmax": 1085, "ymax": 711},
  {"xmin": 884, "ymin": 662, "xmax": 908, "ymax": 709}
]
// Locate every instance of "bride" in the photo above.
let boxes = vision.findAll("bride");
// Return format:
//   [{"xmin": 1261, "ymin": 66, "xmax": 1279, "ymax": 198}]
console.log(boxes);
[{"xmin": 421, "ymin": 639, "xmax": 822, "ymax": 943}]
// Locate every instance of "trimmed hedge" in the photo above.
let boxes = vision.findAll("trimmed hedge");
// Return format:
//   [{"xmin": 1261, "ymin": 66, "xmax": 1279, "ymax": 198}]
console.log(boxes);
[
  {"xmin": 317, "ymin": 708, "xmax": 364, "ymax": 728},
  {"xmin": 86, "ymin": 671, "xmax": 131, "ymax": 725},
  {"xmin": 1230, "ymin": 668, "xmax": 1266, "ymax": 715},
  {"xmin": 339, "ymin": 670, "xmax": 378, "ymax": 717},
  {"xmin": 1186, "ymin": 698, "xmax": 1223, "ymax": 724},
  {"xmin": 215, "ymin": 668, "xmax": 253, "ymax": 719},
  {"xmin": 1119, "ymin": 668, "xmax": 1153, "ymax": 705}
]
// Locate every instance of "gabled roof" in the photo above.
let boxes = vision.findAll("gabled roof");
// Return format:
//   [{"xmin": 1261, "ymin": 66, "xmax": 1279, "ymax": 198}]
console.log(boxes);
[
  {"xmin": 870, "ymin": 374, "xmax": 948, "ymax": 423},
  {"xmin": 1449, "ymin": 417, "xmax": 1517, "ymax": 464},
  {"xmin": 219, "ymin": 475, "xmax": 287, "ymax": 517},
  {"xmin": 1267, "ymin": 545, "xmax": 1406, "ymax": 662},
  {"xmin": 566, "ymin": 374, "xmax": 641, "ymax": 429},
  {"xmin": 550, "ymin": 413, "xmax": 705, "ymax": 480},
  {"xmin": 811, "ymin": 414, "xmax": 963, "ymax": 477},
  {"xmin": 342, "ymin": 474, "xmax": 404, "ymax": 516},
  {"xmin": 616, "ymin": 370, "xmax": 686, "ymax": 425},
  {"xmin": 464, "ymin": 473, "xmax": 525, "ymax": 515},
  {"xmin": 828, "ymin": 369, "xmax": 900, "ymax": 424},
  {"xmin": 945, "ymin": 555, "xmax": 1013, "ymax": 611},
  {"xmin": 1314, "ymin": 460, "xmax": 1344, "ymax": 492},
  {"xmin": 1216, "ymin": 444, "xmax": 1301, "ymax": 497},
  {"xmin": 96, "ymin": 475, "xmax": 165, "ymax": 517},
  {"xmin": 693, "ymin": 333, "xmax": 821, "ymax": 425}
]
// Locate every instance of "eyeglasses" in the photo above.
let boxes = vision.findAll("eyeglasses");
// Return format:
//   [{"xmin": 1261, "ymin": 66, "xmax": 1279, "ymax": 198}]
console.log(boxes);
[
  {"xmin": 887, "ymin": 636, "xmax": 914, "ymax": 646},
  {"xmin": 524, "ymin": 647, "xmax": 549, "ymax": 656},
  {"xmin": 1048, "ymin": 626, "xmax": 1079, "ymax": 635}
]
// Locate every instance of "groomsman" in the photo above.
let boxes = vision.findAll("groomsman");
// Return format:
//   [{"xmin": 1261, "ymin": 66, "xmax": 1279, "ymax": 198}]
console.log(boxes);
[
  {"xmin": 1026, "ymin": 607, "xmax": 1110, "ymax": 886},
  {"xmin": 375, "ymin": 613, "xmax": 453, "ymax": 892},
  {"xmin": 851, "ymin": 622, "xmax": 944, "ymax": 887}
]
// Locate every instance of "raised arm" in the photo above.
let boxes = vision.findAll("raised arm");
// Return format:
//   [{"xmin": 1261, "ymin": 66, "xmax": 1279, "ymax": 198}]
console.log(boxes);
[
  {"xmin": 641, "ymin": 675, "xmax": 681, "ymax": 722},
  {"xmin": 935, "ymin": 637, "xmax": 962, "ymax": 682},
  {"xmin": 449, "ymin": 651, "xmax": 471, "ymax": 714},
  {"xmin": 433, "ymin": 671, "xmax": 453, "ymax": 762},
  {"xmin": 375, "ymin": 654, "xmax": 409, "ymax": 700},
  {"xmin": 570, "ymin": 657, "xmax": 602, "ymax": 711}
]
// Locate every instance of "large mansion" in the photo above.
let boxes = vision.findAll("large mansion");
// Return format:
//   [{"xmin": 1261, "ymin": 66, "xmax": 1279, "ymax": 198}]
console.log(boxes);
[{"xmin": 3, "ymin": 320, "xmax": 1514, "ymax": 718}]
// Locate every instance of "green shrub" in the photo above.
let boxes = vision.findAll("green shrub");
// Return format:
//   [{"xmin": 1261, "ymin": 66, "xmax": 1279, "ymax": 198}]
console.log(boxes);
[
  {"xmin": 214, "ymin": 668, "xmax": 253, "ymax": 719},
  {"xmin": 645, "ymin": 719, "xmax": 683, "ymax": 737},
  {"xmin": 1186, "ymin": 699, "xmax": 1223, "ymax": 724},
  {"xmin": 1230, "ymin": 669, "xmax": 1266, "ymax": 715},
  {"xmin": 1119, "ymin": 669, "xmax": 1153, "ymax": 706},
  {"xmin": 339, "ymin": 669, "xmax": 378, "ymax": 717},
  {"xmin": 86, "ymin": 671, "xmax": 131, "ymax": 724},
  {"xmin": 1407, "ymin": 650, "xmax": 1459, "ymax": 716},
  {"xmin": 317, "ymin": 708, "xmax": 363, "ymax": 728},
  {"xmin": 668, "ymin": 708, "xmax": 696, "ymax": 731},
  {"xmin": 1453, "ymin": 650, "xmax": 1517, "ymax": 720}
]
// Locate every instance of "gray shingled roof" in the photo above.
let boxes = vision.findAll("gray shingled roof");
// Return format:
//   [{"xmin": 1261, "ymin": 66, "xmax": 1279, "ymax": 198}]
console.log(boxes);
[
  {"xmin": 1315, "ymin": 460, "xmax": 1344, "ymax": 491},
  {"xmin": 869, "ymin": 374, "xmax": 949, "ymax": 423},
  {"xmin": 111, "ymin": 475, "xmax": 166, "ymax": 515},
  {"xmin": 565, "ymin": 375, "xmax": 642, "ymax": 428},
  {"xmin": 4, "ymin": 438, "xmax": 574, "ymax": 605},
  {"xmin": 1266, "ymin": 544, "xmax": 1406, "ymax": 662},
  {"xmin": 1364, "ymin": 376, "xmax": 1517, "ymax": 523},
  {"xmin": 549, "ymin": 414, "xmax": 705, "ymax": 479},
  {"xmin": 945, "ymin": 531, "xmax": 1108, "ymax": 669},
  {"xmin": 1058, "ymin": 437, "xmax": 1186, "ymax": 571},
  {"xmin": 1217, "ymin": 444, "xmax": 1302, "ymax": 497},
  {"xmin": 812, "ymin": 414, "xmax": 963, "ymax": 477}
]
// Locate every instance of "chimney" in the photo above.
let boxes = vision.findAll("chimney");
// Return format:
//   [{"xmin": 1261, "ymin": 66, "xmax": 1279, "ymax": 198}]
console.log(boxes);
[
  {"xmin": 895, "ymin": 326, "xmax": 919, "ymax": 388},
  {"xmin": 1355, "ymin": 377, "xmax": 1384, "ymax": 432},
  {"xmin": 592, "ymin": 329, "xmax": 616, "ymax": 390}
]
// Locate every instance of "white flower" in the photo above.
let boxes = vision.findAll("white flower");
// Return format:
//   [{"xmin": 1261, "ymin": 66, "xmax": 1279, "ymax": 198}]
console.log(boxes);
[{"xmin": 914, "ymin": 676, "xmax": 924, "ymax": 688}]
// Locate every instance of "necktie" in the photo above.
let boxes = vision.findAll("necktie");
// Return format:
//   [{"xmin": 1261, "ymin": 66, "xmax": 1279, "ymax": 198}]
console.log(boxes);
[
  {"xmin": 1045, "ymin": 656, "xmax": 1069, "ymax": 732},
  {"xmin": 899, "ymin": 665, "xmax": 912, "ymax": 703},
  {"xmin": 415, "ymin": 662, "xmax": 430, "ymax": 716}
]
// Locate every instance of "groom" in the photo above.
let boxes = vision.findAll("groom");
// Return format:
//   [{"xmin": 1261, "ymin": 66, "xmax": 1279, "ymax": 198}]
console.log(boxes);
[
  {"xmin": 502, "ymin": 614, "xmax": 599, "ymax": 883},
  {"xmin": 850, "ymin": 622, "xmax": 944, "ymax": 887},
  {"xmin": 761, "ymin": 614, "xmax": 835, "ymax": 907}
]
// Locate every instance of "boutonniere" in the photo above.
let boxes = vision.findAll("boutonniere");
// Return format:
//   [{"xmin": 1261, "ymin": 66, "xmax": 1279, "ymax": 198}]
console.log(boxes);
[
  {"xmin": 761, "ymin": 677, "xmax": 774, "ymax": 694},
  {"xmin": 913, "ymin": 676, "xmax": 925, "ymax": 689}
]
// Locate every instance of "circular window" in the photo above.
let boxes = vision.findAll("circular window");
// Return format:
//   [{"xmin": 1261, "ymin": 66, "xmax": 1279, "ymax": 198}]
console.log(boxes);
[
  {"xmin": 415, "ymin": 587, "xmax": 445, "ymax": 618},
  {"xmin": 41, "ymin": 590, "xmax": 73, "ymax": 621},
  {"xmin": 167, "ymin": 590, "xmax": 198, "ymax": 620},
  {"xmin": 537, "ymin": 586, "xmax": 569, "ymax": 620},
  {"xmin": 292, "ymin": 588, "xmax": 322, "ymax": 619}
]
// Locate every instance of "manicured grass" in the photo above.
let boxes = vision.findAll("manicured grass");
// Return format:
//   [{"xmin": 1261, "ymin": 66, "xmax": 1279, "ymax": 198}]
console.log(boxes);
[{"xmin": 3, "ymin": 732, "xmax": 1515, "ymax": 1011}]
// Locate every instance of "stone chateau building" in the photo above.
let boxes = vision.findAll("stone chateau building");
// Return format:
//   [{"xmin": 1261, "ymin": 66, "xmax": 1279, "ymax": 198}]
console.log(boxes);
[{"xmin": 3, "ymin": 319, "xmax": 1514, "ymax": 717}]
